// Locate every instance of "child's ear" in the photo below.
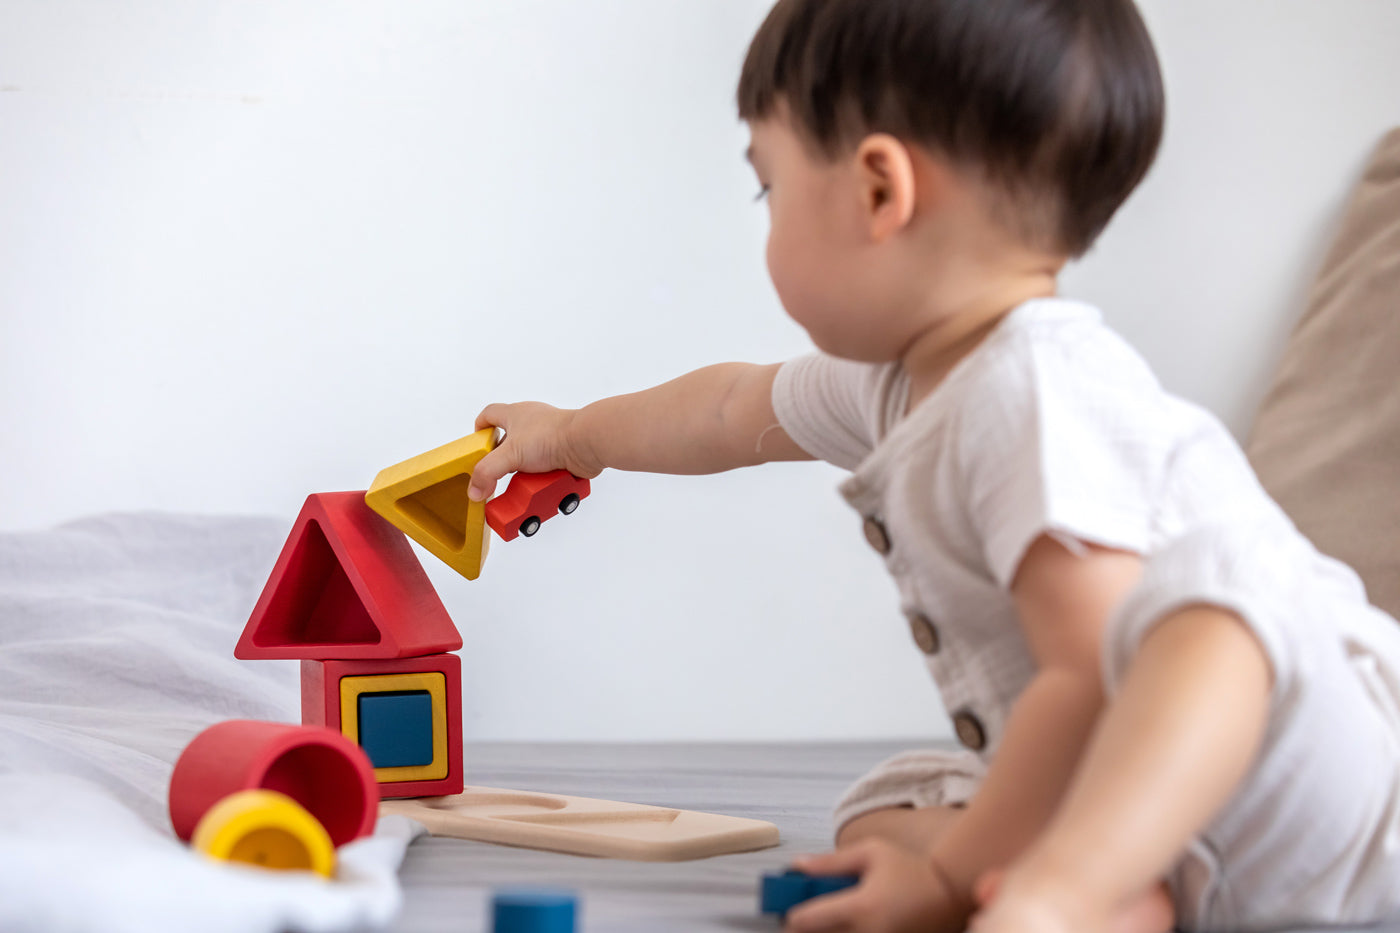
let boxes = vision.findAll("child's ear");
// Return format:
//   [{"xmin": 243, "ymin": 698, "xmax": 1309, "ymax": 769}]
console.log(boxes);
[{"xmin": 853, "ymin": 134, "xmax": 917, "ymax": 242}]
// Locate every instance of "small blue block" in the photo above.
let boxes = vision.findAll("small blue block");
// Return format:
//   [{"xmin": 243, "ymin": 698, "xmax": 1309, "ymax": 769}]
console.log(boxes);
[
  {"xmin": 491, "ymin": 888, "xmax": 578, "ymax": 933},
  {"xmin": 760, "ymin": 870, "xmax": 813, "ymax": 916},
  {"xmin": 807, "ymin": 874, "xmax": 860, "ymax": 897},
  {"xmin": 357, "ymin": 690, "xmax": 434, "ymax": 769},
  {"xmin": 760, "ymin": 869, "xmax": 859, "ymax": 918}
]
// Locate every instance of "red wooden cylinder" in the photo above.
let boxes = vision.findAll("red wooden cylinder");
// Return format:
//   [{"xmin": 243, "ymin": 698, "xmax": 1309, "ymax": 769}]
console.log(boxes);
[{"xmin": 169, "ymin": 719, "xmax": 378, "ymax": 846}]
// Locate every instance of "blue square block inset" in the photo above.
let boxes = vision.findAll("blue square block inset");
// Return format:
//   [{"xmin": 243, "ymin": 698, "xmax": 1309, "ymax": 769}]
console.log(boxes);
[{"xmin": 358, "ymin": 690, "xmax": 434, "ymax": 769}]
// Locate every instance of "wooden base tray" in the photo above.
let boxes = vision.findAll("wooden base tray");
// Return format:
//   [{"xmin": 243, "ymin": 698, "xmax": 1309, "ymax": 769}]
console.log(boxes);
[{"xmin": 381, "ymin": 785, "xmax": 780, "ymax": 861}]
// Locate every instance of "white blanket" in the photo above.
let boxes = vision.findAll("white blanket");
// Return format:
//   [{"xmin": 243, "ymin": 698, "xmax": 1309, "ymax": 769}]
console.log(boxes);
[{"xmin": 0, "ymin": 512, "xmax": 424, "ymax": 933}]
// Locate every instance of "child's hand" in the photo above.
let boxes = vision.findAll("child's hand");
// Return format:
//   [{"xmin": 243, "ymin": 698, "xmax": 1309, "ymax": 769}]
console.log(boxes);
[
  {"xmin": 783, "ymin": 839, "xmax": 969, "ymax": 933},
  {"xmin": 468, "ymin": 402, "xmax": 602, "ymax": 502}
]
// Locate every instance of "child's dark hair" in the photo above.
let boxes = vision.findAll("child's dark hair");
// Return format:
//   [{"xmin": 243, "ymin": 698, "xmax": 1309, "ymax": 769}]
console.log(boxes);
[{"xmin": 737, "ymin": 0, "xmax": 1165, "ymax": 257}]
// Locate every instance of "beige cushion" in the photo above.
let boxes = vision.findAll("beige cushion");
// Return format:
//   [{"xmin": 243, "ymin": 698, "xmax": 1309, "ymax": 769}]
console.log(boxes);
[{"xmin": 1246, "ymin": 127, "xmax": 1400, "ymax": 619}]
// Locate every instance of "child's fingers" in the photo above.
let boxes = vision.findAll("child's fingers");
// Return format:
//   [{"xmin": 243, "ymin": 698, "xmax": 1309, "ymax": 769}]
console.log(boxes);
[
  {"xmin": 474, "ymin": 403, "xmax": 509, "ymax": 433},
  {"xmin": 781, "ymin": 849, "xmax": 870, "ymax": 931},
  {"xmin": 784, "ymin": 888, "xmax": 859, "ymax": 933},
  {"xmin": 467, "ymin": 446, "xmax": 514, "ymax": 501},
  {"xmin": 469, "ymin": 403, "xmax": 530, "ymax": 500},
  {"xmin": 791, "ymin": 843, "xmax": 873, "ymax": 877},
  {"xmin": 468, "ymin": 400, "xmax": 576, "ymax": 499}
]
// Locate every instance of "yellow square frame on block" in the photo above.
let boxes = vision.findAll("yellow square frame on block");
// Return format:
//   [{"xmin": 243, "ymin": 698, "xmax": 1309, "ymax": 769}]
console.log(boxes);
[
  {"xmin": 340, "ymin": 672, "xmax": 449, "ymax": 783},
  {"xmin": 365, "ymin": 429, "xmax": 496, "ymax": 581}
]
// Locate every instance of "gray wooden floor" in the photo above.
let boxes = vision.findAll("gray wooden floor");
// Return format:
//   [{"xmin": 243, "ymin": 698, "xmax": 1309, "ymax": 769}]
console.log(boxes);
[{"xmin": 390, "ymin": 741, "xmax": 1396, "ymax": 933}]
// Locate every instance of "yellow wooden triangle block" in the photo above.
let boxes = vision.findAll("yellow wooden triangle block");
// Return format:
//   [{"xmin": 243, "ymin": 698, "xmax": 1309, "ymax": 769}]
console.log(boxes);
[{"xmin": 366, "ymin": 429, "xmax": 496, "ymax": 581}]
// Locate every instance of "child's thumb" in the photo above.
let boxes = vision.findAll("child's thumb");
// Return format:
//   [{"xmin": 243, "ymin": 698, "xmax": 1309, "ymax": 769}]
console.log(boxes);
[{"xmin": 468, "ymin": 450, "xmax": 510, "ymax": 501}]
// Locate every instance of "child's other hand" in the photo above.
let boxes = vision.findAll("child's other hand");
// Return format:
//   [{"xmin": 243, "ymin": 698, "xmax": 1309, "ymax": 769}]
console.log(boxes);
[
  {"xmin": 468, "ymin": 402, "xmax": 601, "ymax": 502},
  {"xmin": 784, "ymin": 839, "xmax": 968, "ymax": 933}
]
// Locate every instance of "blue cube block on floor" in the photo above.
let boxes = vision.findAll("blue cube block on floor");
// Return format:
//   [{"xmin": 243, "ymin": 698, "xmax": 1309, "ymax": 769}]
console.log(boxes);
[
  {"xmin": 760, "ymin": 869, "xmax": 859, "ymax": 918},
  {"xmin": 357, "ymin": 690, "xmax": 434, "ymax": 769},
  {"xmin": 492, "ymin": 888, "xmax": 578, "ymax": 933}
]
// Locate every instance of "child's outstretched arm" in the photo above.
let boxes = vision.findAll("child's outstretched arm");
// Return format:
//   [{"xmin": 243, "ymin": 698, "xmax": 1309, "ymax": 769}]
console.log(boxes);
[
  {"xmin": 466, "ymin": 362, "xmax": 812, "ymax": 501},
  {"xmin": 971, "ymin": 604, "xmax": 1272, "ymax": 933}
]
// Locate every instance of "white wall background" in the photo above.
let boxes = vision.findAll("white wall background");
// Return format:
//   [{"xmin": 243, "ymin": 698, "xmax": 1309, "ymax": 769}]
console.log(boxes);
[{"xmin": 2, "ymin": 1, "xmax": 1398, "ymax": 741}]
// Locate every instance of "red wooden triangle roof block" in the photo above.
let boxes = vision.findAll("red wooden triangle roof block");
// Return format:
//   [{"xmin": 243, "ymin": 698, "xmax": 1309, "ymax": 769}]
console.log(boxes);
[{"xmin": 235, "ymin": 491, "xmax": 462, "ymax": 660}]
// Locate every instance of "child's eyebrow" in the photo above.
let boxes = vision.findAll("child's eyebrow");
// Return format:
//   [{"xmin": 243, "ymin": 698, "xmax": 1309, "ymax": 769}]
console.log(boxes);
[{"xmin": 744, "ymin": 146, "xmax": 755, "ymax": 164}]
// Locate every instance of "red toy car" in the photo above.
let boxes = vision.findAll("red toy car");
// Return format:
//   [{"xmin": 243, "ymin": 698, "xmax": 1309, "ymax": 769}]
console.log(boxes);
[{"xmin": 484, "ymin": 470, "xmax": 591, "ymax": 541}]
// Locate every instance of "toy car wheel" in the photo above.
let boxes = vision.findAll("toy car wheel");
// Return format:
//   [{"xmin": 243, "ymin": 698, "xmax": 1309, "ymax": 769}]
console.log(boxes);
[
  {"xmin": 520, "ymin": 516, "xmax": 542, "ymax": 537},
  {"xmin": 558, "ymin": 494, "xmax": 581, "ymax": 516}
]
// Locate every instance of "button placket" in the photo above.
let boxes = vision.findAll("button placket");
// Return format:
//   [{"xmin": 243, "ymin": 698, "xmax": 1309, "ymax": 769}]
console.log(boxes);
[
  {"xmin": 951, "ymin": 708, "xmax": 987, "ymax": 751},
  {"xmin": 862, "ymin": 516, "xmax": 891, "ymax": 556},
  {"xmin": 905, "ymin": 611, "xmax": 941, "ymax": 654}
]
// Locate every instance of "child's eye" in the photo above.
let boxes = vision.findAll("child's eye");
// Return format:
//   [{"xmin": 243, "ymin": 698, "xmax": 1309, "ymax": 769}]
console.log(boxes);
[{"xmin": 753, "ymin": 184, "xmax": 770, "ymax": 202}]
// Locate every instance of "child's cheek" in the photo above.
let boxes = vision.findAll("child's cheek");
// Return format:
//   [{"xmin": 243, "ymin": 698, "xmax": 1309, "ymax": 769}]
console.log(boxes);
[
  {"xmin": 765, "ymin": 228, "xmax": 801, "ymax": 319},
  {"xmin": 764, "ymin": 226, "xmax": 787, "ymax": 296}
]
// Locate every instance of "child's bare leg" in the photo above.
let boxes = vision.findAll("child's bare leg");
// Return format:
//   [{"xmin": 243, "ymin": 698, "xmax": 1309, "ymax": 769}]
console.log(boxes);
[
  {"xmin": 972, "ymin": 605, "xmax": 1271, "ymax": 933},
  {"xmin": 1111, "ymin": 884, "xmax": 1174, "ymax": 933},
  {"xmin": 976, "ymin": 870, "xmax": 1174, "ymax": 933},
  {"xmin": 836, "ymin": 804, "xmax": 963, "ymax": 852}
]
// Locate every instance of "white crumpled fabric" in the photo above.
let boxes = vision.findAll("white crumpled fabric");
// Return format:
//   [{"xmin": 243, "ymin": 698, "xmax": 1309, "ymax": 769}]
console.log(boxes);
[{"xmin": 0, "ymin": 513, "xmax": 424, "ymax": 933}]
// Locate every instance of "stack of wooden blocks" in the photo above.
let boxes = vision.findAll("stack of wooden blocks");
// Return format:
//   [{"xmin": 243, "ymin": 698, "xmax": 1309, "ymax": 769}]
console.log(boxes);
[
  {"xmin": 225, "ymin": 428, "xmax": 780, "ymax": 863},
  {"xmin": 234, "ymin": 429, "xmax": 521, "ymax": 799}
]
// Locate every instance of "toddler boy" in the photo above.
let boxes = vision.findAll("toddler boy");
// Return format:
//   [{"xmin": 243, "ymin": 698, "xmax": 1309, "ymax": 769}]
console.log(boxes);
[{"xmin": 469, "ymin": 2, "xmax": 1400, "ymax": 931}]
